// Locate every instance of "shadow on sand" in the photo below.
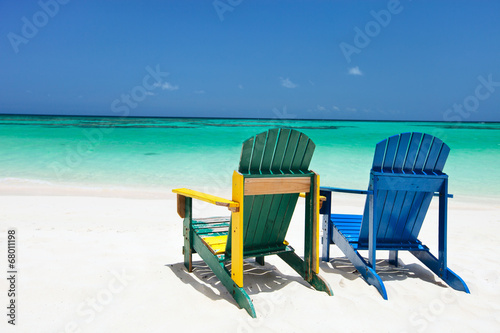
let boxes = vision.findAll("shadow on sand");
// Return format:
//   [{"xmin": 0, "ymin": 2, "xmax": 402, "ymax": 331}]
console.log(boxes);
[
  {"xmin": 320, "ymin": 256, "xmax": 448, "ymax": 289},
  {"xmin": 167, "ymin": 259, "xmax": 310, "ymax": 305}
]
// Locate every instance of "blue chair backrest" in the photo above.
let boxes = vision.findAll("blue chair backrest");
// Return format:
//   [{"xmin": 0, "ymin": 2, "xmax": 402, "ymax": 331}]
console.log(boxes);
[{"xmin": 358, "ymin": 133, "xmax": 450, "ymax": 247}]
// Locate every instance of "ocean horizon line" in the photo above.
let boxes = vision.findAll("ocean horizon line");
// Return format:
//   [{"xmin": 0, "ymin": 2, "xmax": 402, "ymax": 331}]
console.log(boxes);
[{"xmin": 0, "ymin": 113, "xmax": 499, "ymax": 124}]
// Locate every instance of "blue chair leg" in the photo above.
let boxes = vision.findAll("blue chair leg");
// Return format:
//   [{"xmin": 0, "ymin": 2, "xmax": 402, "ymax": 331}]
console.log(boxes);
[
  {"xmin": 411, "ymin": 250, "xmax": 470, "ymax": 294},
  {"xmin": 389, "ymin": 250, "xmax": 399, "ymax": 267},
  {"xmin": 322, "ymin": 214, "xmax": 331, "ymax": 262},
  {"xmin": 332, "ymin": 229, "xmax": 388, "ymax": 299}
]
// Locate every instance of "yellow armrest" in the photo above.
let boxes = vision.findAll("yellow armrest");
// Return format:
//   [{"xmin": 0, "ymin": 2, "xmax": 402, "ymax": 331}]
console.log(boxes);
[
  {"xmin": 173, "ymin": 188, "xmax": 239, "ymax": 210},
  {"xmin": 299, "ymin": 193, "xmax": 326, "ymax": 202}
]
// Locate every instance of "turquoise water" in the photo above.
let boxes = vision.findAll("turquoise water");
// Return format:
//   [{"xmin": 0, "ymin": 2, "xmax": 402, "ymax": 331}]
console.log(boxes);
[{"xmin": 0, "ymin": 115, "xmax": 499, "ymax": 198}]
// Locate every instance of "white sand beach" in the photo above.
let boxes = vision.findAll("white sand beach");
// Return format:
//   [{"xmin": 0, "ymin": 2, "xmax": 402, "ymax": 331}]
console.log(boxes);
[{"xmin": 1, "ymin": 187, "xmax": 499, "ymax": 332}]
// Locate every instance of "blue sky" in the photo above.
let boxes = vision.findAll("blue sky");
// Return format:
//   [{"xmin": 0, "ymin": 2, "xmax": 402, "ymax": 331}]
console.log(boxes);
[{"xmin": 1, "ymin": 0, "xmax": 499, "ymax": 121}]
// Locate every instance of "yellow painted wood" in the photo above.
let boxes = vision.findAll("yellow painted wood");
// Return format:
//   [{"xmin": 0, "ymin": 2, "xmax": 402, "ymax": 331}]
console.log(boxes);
[
  {"xmin": 172, "ymin": 188, "xmax": 239, "ymax": 210},
  {"xmin": 231, "ymin": 171, "xmax": 244, "ymax": 287},
  {"xmin": 244, "ymin": 177, "xmax": 311, "ymax": 196},
  {"xmin": 300, "ymin": 192, "xmax": 326, "ymax": 208},
  {"xmin": 313, "ymin": 173, "xmax": 320, "ymax": 274},
  {"xmin": 202, "ymin": 235, "xmax": 227, "ymax": 255}
]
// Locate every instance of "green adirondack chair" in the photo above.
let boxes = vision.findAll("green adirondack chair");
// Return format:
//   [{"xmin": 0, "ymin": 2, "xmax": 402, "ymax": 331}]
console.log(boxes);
[{"xmin": 173, "ymin": 128, "xmax": 333, "ymax": 317}]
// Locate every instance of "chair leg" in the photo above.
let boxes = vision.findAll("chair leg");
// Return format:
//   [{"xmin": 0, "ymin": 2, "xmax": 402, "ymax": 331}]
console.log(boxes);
[
  {"xmin": 389, "ymin": 250, "xmax": 399, "ymax": 267},
  {"xmin": 332, "ymin": 229, "xmax": 388, "ymax": 299},
  {"xmin": 182, "ymin": 197, "xmax": 193, "ymax": 272},
  {"xmin": 255, "ymin": 256, "xmax": 265, "ymax": 266},
  {"xmin": 192, "ymin": 233, "xmax": 257, "ymax": 317},
  {"xmin": 278, "ymin": 251, "xmax": 334, "ymax": 296},
  {"xmin": 322, "ymin": 214, "xmax": 331, "ymax": 262},
  {"xmin": 411, "ymin": 250, "xmax": 470, "ymax": 294},
  {"xmin": 183, "ymin": 246, "xmax": 192, "ymax": 272}
]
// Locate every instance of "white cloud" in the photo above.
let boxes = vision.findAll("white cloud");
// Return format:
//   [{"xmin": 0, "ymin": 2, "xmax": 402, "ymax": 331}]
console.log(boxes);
[
  {"xmin": 348, "ymin": 66, "xmax": 363, "ymax": 76},
  {"xmin": 238, "ymin": 84, "xmax": 244, "ymax": 89},
  {"xmin": 280, "ymin": 77, "xmax": 297, "ymax": 88},
  {"xmin": 332, "ymin": 105, "xmax": 340, "ymax": 111},
  {"xmin": 153, "ymin": 82, "xmax": 179, "ymax": 91},
  {"xmin": 194, "ymin": 90, "xmax": 206, "ymax": 94},
  {"xmin": 317, "ymin": 105, "xmax": 326, "ymax": 111},
  {"xmin": 145, "ymin": 91, "xmax": 155, "ymax": 96}
]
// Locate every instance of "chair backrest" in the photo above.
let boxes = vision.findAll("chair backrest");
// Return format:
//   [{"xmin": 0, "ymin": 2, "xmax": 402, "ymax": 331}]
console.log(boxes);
[
  {"xmin": 358, "ymin": 132, "xmax": 450, "ymax": 247},
  {"xmin": 226, "ymin": 128, "xmax": 316, "ymax": 256}
]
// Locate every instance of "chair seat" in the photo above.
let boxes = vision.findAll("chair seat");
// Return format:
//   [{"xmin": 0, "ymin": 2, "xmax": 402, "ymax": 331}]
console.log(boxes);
[
  {"xmin": 330, "ymin": 214, "xmax": 362, "ymax": 245},
  {"xmin": 201, "ymin": 235, "xmax": 228, "ymax": 255},
  {"xmin": 193, "ymin": 216, "xmax": 292, "ymax": 256},
  {"xmin": 330, "ymin": 214, "xmax": 428, "ymax": 251},
  {"xmin": 193, "ymin": 216, "xmax": 230, "ymax": 236},
  {"xmin": 192, "ymin": 216, "xmax": 230, "ymax": 255}
]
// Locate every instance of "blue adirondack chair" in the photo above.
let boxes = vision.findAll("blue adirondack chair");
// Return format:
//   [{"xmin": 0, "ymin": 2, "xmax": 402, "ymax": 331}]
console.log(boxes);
[{"xmin": 320, "ymin": 132, "xmax": 470, "ymax": 299}]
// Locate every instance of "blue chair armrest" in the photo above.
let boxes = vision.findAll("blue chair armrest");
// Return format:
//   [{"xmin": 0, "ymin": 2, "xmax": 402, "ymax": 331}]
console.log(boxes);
[
  {"xmin": 320, "ymin": 186, "xmax": 371, "ymax": 195},
  {"xmin": 433, "ymin": 192, "xmax": 453, "ymax": 198}
]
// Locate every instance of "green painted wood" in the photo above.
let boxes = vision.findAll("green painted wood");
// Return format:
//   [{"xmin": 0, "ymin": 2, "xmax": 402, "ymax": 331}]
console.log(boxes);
[
  {"xmin": 242, "ymin": 195, "xmax": 266, "ymax": 245},
  {"xmin": 192, "ymin": 218, "xmax": 230, "ymax": 237},
  {"xmin": 290, "ymin": 134, "xmax": 311, "ymax": 173},
  {"xmin": 271, "ymin": 128, "xmax": 292, "ymax": 173},
  {"xmin": 281, "ymin": 130, "xmax": 301, "ymax": 172},
  {"xmin": 249, "ymin": 131, "xmax": 267, "ymax": 174},
  {"xmin": 183, "ymin": 197, "xmax": 193, "ymax": 272},
  {"xmin": 255, "ymin": 194, "xmax": 285, "ymax": 248},
  {"xmin": 192, "ymin": 232, "xmax": 256, "ymax": 317},
  {"xmin": 260, "ymin": 129, "xmax": 279, "ymax": 174},
  {"xmin": 248, "ymin": 194, "xmax": 274, "ymax": 248},
  {"xmin": 182, "ymin": 129, "xmax": 331, "ymax": 317},
  {"xmin": 239, "ymin": 137, "xmax": 254, "ymax": 174},
  {"xmin": 229, "ymin": 129, "xmax": 316, "ymax": 259},
  {"xmin": 303, "ymin": 186, "xmax": 314, "ymax": 280},
  {"xmin": 278, "ymin": 252, "xmax": 333, "ymax": 295}
]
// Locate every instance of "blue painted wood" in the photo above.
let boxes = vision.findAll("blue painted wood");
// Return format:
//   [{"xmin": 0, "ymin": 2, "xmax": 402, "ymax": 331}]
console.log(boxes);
[
  {"xmin": 434, "ymin": 144, "xmax": 450, "ymax": 174},
  {"xmin": 414, "ymin": 134, "xmax": 433, "ymax": 174},
  {"xmin": 320, "ymin": 132, "xmax": 469, "ymax": 299},
  {"xmin": 391, "ymin": 191, "xmax": 416, "ymax": 242},
  {"xmin": 372, "ymin": 140, "xmax": 386, "ymax": 172},
  {"xmin": 406, "ymin": 193, "xmax": 434, "ymax": 241},
  {"xmin": 393, "ymin": 132, "xmax": 412, "ymax": 173},
  {"xmin": 320, "ymin": 186, "xmax": 369, "ymax": 195},
  {"xmin": 382, "ymin": 135, "xmax": 399, "ymax": 172},
  {"xmin": 423, "ymin": 137, "xmax": 444, "ymax": 174},
  {"xmin": 380, "ymin": 190, "xmax": 406, "ymax": 240},
  {"xmin": 403, "ymin": 132, "xmax": 422, "ymax": 173}
]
